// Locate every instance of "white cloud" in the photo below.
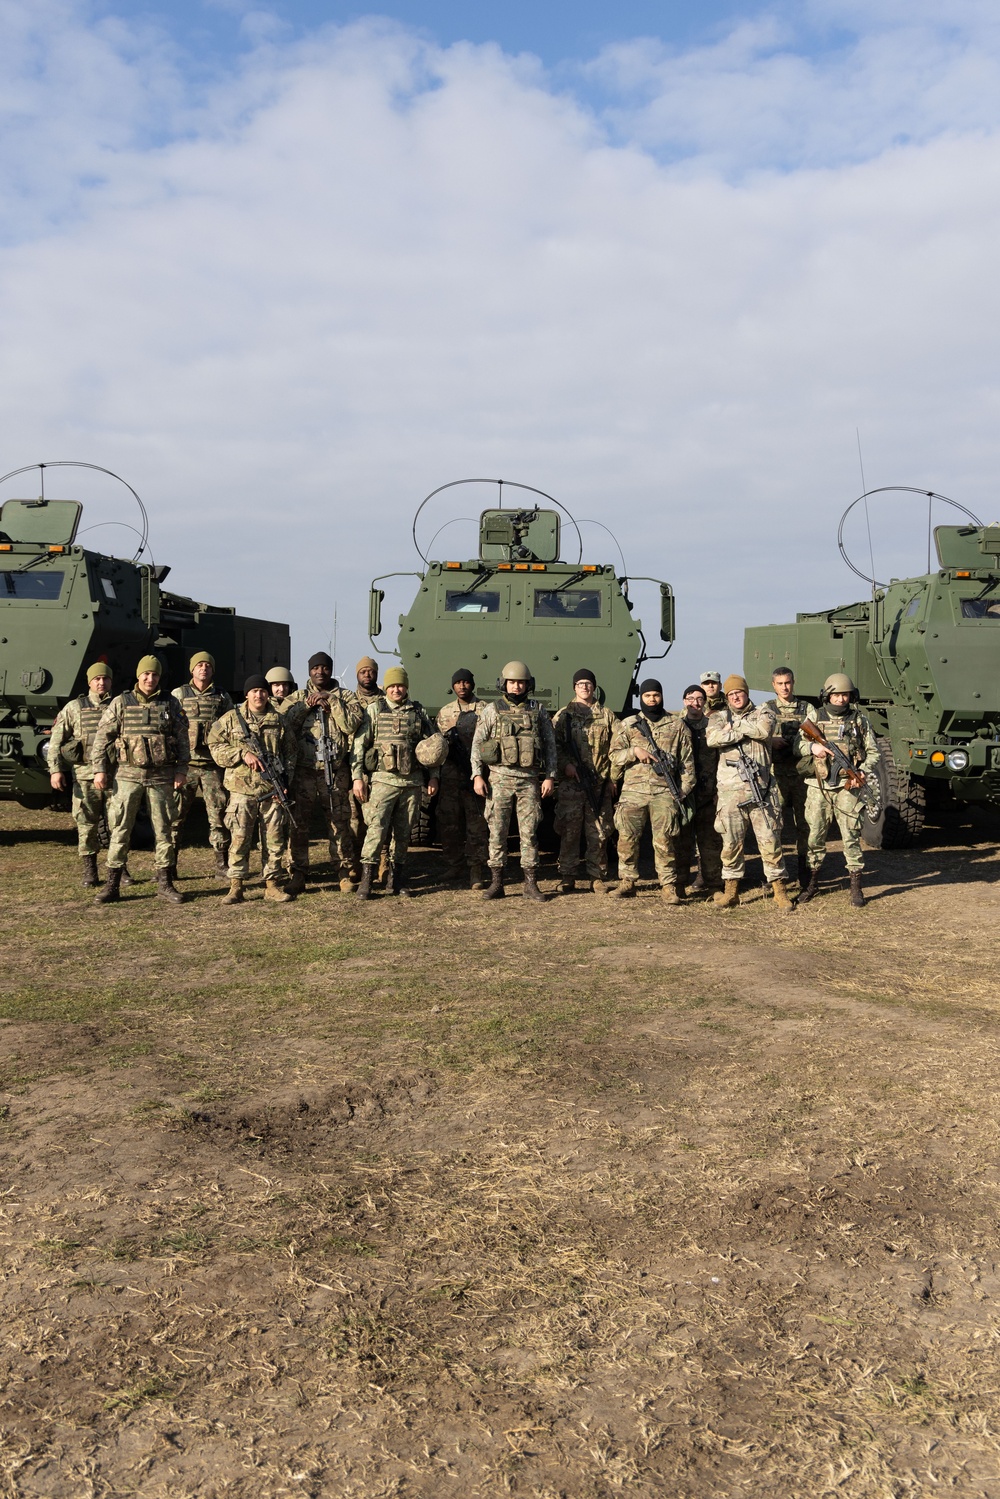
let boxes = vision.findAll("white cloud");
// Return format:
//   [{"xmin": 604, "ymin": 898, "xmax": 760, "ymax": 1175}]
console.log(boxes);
[{"xmin": 2, "ymin": 1, "xmax": 1000, "ymax": 694}]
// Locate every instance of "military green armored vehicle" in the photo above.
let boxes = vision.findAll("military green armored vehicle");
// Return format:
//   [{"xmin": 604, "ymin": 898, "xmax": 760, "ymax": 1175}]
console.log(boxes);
[
  {"xmin": 0, "ymin": 463, "xmax": 290, "ymax": 807},
  {"xmin": 368, "ymin": 480, "xmax": 674, "ymax": 715},
  {"xmin": 744, "ymin": 487, "xmax": 1000, "ymax": 847}
]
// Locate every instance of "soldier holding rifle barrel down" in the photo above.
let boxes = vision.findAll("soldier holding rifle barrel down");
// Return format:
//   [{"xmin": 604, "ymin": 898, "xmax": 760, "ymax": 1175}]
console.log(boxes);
[
  {"xmin": 609, "ymin": 679, "xmax": 695, "ymax": 904},
  {"xmin": 796, "ymin": 673, "xmax": 880, "ymax": 909},
  {"xmin": 208, "ymin": 675, "xmax": 298, "ymax": 905}
]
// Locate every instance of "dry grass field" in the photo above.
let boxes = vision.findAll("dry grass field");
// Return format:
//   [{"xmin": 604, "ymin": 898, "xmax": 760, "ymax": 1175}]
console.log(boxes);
[{"xmin": 2, "ymin": 799, "xmax": 1000, "ymax": 1498}]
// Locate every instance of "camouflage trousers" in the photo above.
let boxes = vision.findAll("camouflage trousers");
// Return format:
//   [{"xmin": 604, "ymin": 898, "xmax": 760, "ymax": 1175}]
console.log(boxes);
[
  {"xmin": 174, "ymin": 764, "xmax": 229, "ymax": 850},
  {"xmin": 677, "ymin": 798, "xmax": 723, "ymax": 887},
  {"xmin": 485, "ymin": 769, "xmax": 543, "ymax": 871},
  {"xmin": 614, "ymin": 787, "xmax": 682, "ymax": 886},
  {"xmin": 805, "ymin": 783, "xmax": 867, "ymax": 873},
  {"xmin": 71, "ymin": 773, "xmax": 108, "ymax": 856},
  {"xmin": 554, "ymin": 778, "xmax": 614, "ymax": 880},
  {"xmin": 351, "ymin": 789, "xmax": 397, "ymax": 870},
  {"xmin": 360, "ymin": 772, "xmax": 421, "ymax": 870},
  {"xmin": 289, "ymin": 764, "xmax": 354, "ymax": 877},
  {"xmin": 106, "ymin": 777, "xmax": 179, "ymax": 871},
  {"xmin": 774, "ymin": 764, "xmax": 809, "ymax": 861},
  {"xmin": 715, "ymin": 783, "xmax": 786, "ymax": 883},
  {"xmin": 437, "ymin": 766, "xmax": 489, "ymax": 869},
  {"xmin": 226, "ymin": 793, "xmax": 290, "ymax": 882}
]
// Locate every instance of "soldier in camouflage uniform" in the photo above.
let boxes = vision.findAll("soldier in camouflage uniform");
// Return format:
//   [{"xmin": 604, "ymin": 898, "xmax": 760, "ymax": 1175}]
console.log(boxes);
[
  {"xmin": 700, "ymin": 671, "xmax": 725, "ymax": 712},
  {"xmin": 92, "ymin": 654, "xmax": 190, "ymax": 904},
  {"xmin": 675, "ymin": 683, "xmax": 724, "ymax": 896},
  {"xmin": 208, "ymin": 675, "xmax": 298, "ymax": 904},
  {"xmin": 552, "ymin": 668, "xmax": 619, "ymax": 894},
  {"xmin": 351, "ymin": 666, "xmax": 442, "ymax": 898},
  {"xmin": 471, "ymin": 661, "xmax": 557, "ymax": 903},
  {"xmin": 436, "ymin": 668, "xmax": 489, "ymax": 888},
  {"xmin": 705, "ymin": 674, "xmax": 794, "ymax": 911},
  {"xmin": 763, "ymin": 667, "xmax": 811, "ymax": 884},
  {"xmin": 282, "ymin": 652, "xmax": 365, "ymax": 894},
  {"xmin": 796, "ymin": 673, "xmax": 880, "ymax": 909},
  {"xmin": 266, "ymin": 665, "xmax": 296, "ymax": 705},
  {"xmin": 49, "ymin": 662, "xmax": 123, "ymax": 888},
  {"xmin": 610, "ymin": 679, "xmax": 696, "ymax": 903},
  {"xmin": 350, "ymin": 656, "xmax": 387, "ymax": 876},
  {"xmin": 171, "ymin": 651, "xmax": 233, "ymax": 879}
]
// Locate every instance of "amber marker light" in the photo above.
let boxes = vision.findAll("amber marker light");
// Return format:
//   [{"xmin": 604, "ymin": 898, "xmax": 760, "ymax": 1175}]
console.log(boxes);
[{"xmin": 931, "ymin": 751, "xmax": 946, "ymax": 765}]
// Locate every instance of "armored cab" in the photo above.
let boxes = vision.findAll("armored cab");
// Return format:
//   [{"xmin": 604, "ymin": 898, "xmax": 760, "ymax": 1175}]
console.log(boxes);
[
  {"xmin": 0, "ymin": 492, "xmax": 289, "ymax": 805},
  {"xmin": 744, "ymin": 522, "xmax": 1000, "ymax": 845},
  {"xmin": 369, "ymin": 498, "xmax": 674, "ymax": 715}
]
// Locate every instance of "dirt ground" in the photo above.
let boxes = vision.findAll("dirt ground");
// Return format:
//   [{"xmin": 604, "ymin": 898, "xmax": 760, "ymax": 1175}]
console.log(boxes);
[{"xmin": 2, "ymin": 800, "xmax": 1000, "ymax": 1498}]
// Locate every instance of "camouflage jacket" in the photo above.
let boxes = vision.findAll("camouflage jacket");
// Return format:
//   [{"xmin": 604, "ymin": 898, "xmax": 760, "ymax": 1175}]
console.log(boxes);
[
  {"xmin": 795, "ymin": 705, "xmax": 880, "ymax": 790},
  {"xmin": 470, "ymin": 699, "xmax": 558, "ymax": 780},
  {"xmin": 91, "ymin": 687, "xmax": 190, "ymax": 784},
  {"xmin": 437, "ymin": 697, "xmax": 486, "ymax": 781},
  {"xmin": 610, "ymin": 711, "xmax": 696, "ymax": 799},
  {"xmin": 282, "ymin": 688, "xmax": 365, "ymax": 774},
  {"xmin": 172, "ymin": 682, "xmax": 234, "ymax": 765},
  {"xmin": 351, "ymin": 697, "xmax": 438, "ymax": 783},
  {"xmin": 208, "ymin": 701, "xmax": 297, "ymax": 797},
  {"xmin": 552, "ymin": 700, "xmax": 619, "ymax": 783},
  {"xmin": 705, "ymin": 702, "xmax": 777, "ymax": 794},
  {"xmin": 763, "ymin": 694, "xmax": 812, "ymax": 770},
  {"xmin": 683, "ymin": 711, "xmax": 718, "ymax": 808},
  {"xmin": 49, "ymin": 690, "xmax": 112, "ymax": 779}
]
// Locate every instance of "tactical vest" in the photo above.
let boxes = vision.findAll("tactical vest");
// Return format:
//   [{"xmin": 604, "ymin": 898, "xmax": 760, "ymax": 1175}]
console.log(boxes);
[
  {"xmin": 496, "ymin": 698, "xmax": 543, "ymax": 770},
  {"xmin": 64, "ymin": 694, "xmax": 108, "ymax": 764},
  {"xmin": 176, "ymin": 683, "xmax": 229, "ymax": 760},
  {"xmin": 371, "ymin": 701, "xmax": 425, "ymax": 775},
  {"xmin": 815, "ymin": 706, "xmax": 866, "ymax": 781},
  {"xmin": 765, "ymin": 696, "xmax": 809, "ymax": 762},
  {"xmin": 561, "ymin": 704, "xmax": 612, "ymax": 776},
  {"xmin": 118, "ymin": 691, "xmax": 177, "ymax": 769}
]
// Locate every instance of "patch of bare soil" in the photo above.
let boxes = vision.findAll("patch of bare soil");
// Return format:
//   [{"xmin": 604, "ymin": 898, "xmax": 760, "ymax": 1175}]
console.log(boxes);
[{"xmin": 2, "ymin": 803, "xmax": 1000, "ymax": 1497}]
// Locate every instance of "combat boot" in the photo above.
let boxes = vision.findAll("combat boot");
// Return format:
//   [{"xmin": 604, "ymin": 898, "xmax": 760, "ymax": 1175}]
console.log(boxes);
[
  {"xmin": 558, "ymin": 877, "xmax": 576, "ymax": 894},
  {"xmin": 444, "ymin": 861, "xmax": 465, "ymax": 886},
  {"xmin": 612, "ymin": 879, "xmax": 636, "ymax": 898},
  {"xmin": 339, "ymin": 876, "xmax": 356, "ymax": 893},
  {"xmin": 81, "ymin": 854, "xmax": 99, "ymax": 888},
  {"xmin": 469, "ymin": 863, "xmax": 487, "ymax": 890},
  {"xmin": 356, "ymin": 864, "xmax": 376, "ymax": 900},
  {"xmin": 222, "ymin": 879, "xmax": 245, "ymax": 905},
  {"xmin": 95, "ymin": 866, "xmax": 122, "ymax": 905},
  {"xmin": 156, "ymin": 868, "xmax": 186, "ymax": 904},
  {"xmin": 482, "ymin": 868, "xmax": 505, "ymax": 900},
  {"xmin": 714, "ymin": 879, "xmax": 740, "ymax": 909},
  {"xmin": 390, "ymin": 864, "xmax": 414, "ymax": 898},
  {"xmin": 770, "ymin": 879, "xmax": 795, "ymax": 912},
  {"xmin": 265, "ymin": 878, "xmax": 294, "ymax": 903},
  {"xmin": 591, "ymin": 877, "xmax": 609, "ymax": 894},
  {"xmin": 286, "ymin": 871, "xmax": 307, "ymax": 897},
  {"xmin": 798, "ymin": 865, "xmax": 821, "ymax": 903},
  {"xmin": 214, "ymin": 847, "xmax": 229, "ymax": 881},
  {"xmin": 661, "ymin": 884, "xmax": 680, "ymax": 906},
  {"xmin": 674, "ymin": 881, "xmax": 688, "ymax": 901},
  {"xmin": 120, "ymin": 864, "xmax": 138, "ymax": 886},
  {"xmin": 849, "ymin": 871, "xmax": 866, "ymax": 908},
  {"xmin": 522, "ymin": 869, "xmax": 548, "ymax": 903},
  {"xmin": 690, "ymin": 870, "xmax": 705, "ymax": 892}
]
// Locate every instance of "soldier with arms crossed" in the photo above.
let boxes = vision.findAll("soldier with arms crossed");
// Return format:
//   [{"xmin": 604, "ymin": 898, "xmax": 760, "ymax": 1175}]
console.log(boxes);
[
  {"xmin": 796, "ymin": 673, "xmax": 880, "ymax": 909},
  {"xmin": 610, "ymin": 679, "xmax": 695, "ymax": 903},
  {"xmin": 208, "ymin": 675, "xmax": 298, "ymax": 904},
  {"xmin": 171, "ymin": 651, "xmax": 233, "ymax": 879}
]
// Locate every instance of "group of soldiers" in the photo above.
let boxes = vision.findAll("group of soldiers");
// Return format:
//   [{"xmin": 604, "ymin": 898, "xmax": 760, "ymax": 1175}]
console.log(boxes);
[{"xmin": 48, "ymin": 647, "xmax": 880, "ymax": 910}]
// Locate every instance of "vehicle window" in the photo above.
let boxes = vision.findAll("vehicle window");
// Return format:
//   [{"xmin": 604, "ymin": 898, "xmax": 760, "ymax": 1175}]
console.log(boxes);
[
  {"xmin": 533, "ymin": 589, "xmax": 602, "ymax": 619},
  {"xmin": 101, "ymin": 577, "xmax": 117, "ymax": 601},
  {"xmin": 905, "ymin": 596, "xmax": 921, "ymax": 617},
  {"xmin": 0, "ymin": 569, "xmax": 64, "ymax": 600},
  {"xmin": 960, "ymin": 598, "xmax": 1000, "ymax": 618},
  {"xmin": 444, "ymin": 589, "xmax": 500, "ymax": 614}
]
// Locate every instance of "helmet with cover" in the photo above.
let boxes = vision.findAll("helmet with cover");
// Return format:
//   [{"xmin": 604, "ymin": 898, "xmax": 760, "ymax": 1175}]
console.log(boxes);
[
  {"xmin": 821, "ymin": 673, "xmax": 857, "ymax": 701},
  {"xmin": 415, "ymin": 732, "xmax": 449, "ymax": 768},
  {"xmin": 498, "ymin": 660, "xmax": 535, "ymax": 693}
]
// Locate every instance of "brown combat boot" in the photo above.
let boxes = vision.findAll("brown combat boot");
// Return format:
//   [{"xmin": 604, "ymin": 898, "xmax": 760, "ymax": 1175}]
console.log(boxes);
[
  {"xmin": 770, "ymin": 879, "xmax": 795, "ymax": 911},
  {"xmin": 120, "ymin": 864, "xmax": 137, "ymax": 886},
  {"xmin": 714, "ymin": 879, "xmax": 740, "ymax": 908},
  {"xmin": 81, "ymin": 854, "xmax": 99, "ymax": 888},
  {"xmin": 95, "ymin": 866, "xmax": 123, "ymax": 904},
  {"xmin": 661, "ymin": 884, "xmax": 680, "ymax": 905},
  {"xmin": 558, "ymin": 877, "xmax": 576, "ymax": 894},
  {"xmin": 157, "ymin": 868, "xmax": 186, "ymax": 904},
  {"xmin": 612, "ymin": 879, "xmax": 636, "ymax": 898},
  {"xmin": 265, "ymin": 878, "xmax": 294, "ymax": 903},
  {"xmin": 849, "ymin": 871, "xmax": 865, "ymax": 908},
  {"xmin": 591, "ymin": 877, "xmax": 609, "ymax": 894},
  {"xmin": 522, "ymin": 869, "xmax": 548, "ymax": 903},
  {"xmin": 214, "ymin": 847, "xmax": 229, "ymax": 881},
  {"xmin": 356, "ymin": 864, "xmax": 376, "ymax": 900},
  {"xmin": 798, "ymin": 865, "xmax": 821, "ymax": 904},
  {"xmin": 389, "ymin": 864, "xmax": 414, "ymax": 897},
  {"xmin": 339, "ymin": 876, "xmax": 356, "ymax": 893},
  {"xmin": 482, "ymin": 868, "xmax": 505, "ymax": 900},
  {"xmin": 674, "ymin": 881, "xmax": 688, "ymax": 901},
  {"xmin": 286, "ymin": 870, "xmax": 307, "ymax": 897},
  {"xmin": 223, "ymin": 879, "xmax": 245, "ymax": 905},
  {"xmin": 469, "ymin": 863, "xmax": 487, "ymax": 890}
]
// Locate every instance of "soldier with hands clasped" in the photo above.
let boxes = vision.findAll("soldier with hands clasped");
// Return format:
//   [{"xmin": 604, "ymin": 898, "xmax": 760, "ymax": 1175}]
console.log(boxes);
[
  {"xmin": 763, "ymin": 666, "xmax": 811, "ymax": 885},
  {"xmin": 796, "ymin": 673, "xmax": 880, "ymax": 909}
]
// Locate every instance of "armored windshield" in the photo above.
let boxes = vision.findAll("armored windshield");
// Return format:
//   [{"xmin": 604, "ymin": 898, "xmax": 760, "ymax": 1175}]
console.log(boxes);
[
  {"xmin": 533, "ymin": 588, "xmax": 601, "ymax": 619},
  {"xmin": 960, "ymin": 598, "xmax": 1000, "ymax": 619},
  {"xmin": 0, "ymin": 569, "xmax": 64, "ymax": 600},
  {"xmin": 444, "ymin": 590, "xmax": 500, "ymax": 614}
]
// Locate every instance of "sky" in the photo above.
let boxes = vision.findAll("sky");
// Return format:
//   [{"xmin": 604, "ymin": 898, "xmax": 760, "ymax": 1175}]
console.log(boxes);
[{"xmin": 3, "ymin": 0, "xmax": 1000, "ymax": 697}]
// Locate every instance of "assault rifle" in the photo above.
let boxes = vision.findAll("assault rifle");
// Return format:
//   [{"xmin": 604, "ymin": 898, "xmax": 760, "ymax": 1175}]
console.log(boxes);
[
  {"xmin": 314, "ymin": 702, "xmax": 336, "ymax": 815},
  {"xmin": 800, "ymin": 717, "xmax": 881, "ymax": 815},
  {"xmin": 445, "ymin": 725, "xmax": 474, "ymax": 791},
  {"xmin": 634, "ymin": 717, "xmax": 684, "ymax": 807},
  {"xmin": 561, "ymin": 716, "xmax": 604, "ymax": 817},
  {"xmin": 730, "ymin": 742, "xmax": 777, "ymax": 831},
  {"xmin": 232, "ymin": 703, "xmax": 297, "ymax": 827}
]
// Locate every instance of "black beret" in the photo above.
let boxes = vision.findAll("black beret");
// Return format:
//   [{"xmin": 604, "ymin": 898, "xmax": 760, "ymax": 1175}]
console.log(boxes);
[
  {"xmin": 638, "ymin": 678, "xmax": 663, "ymax": 696},
  {"xmin": 244, "ymin": 674, "xmax": 269, "ymax": 694},
  {"xmin": 308, "ymin": 651, "xmax": 333, "ymax": 670}
]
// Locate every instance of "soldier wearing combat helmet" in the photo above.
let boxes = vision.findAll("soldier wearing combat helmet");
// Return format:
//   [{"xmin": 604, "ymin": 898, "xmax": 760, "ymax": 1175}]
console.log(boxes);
[
  {"xmin": 471, "ymin": 661, "xmax": 557, "ymax": 903},
  {"xmin": 91, "ymin": 654, "xmax": 190, "ymax": 904},
  {"xmin": 171, "ymin": 651, "xmax": 233, "ymax": 879},
  {"xmin": 49, "ymin": 661, "xmax": 128, "ymax": 889},
  {"xmin": 796, "ymin": 674, "xmax": 880, "ymax": 908},
  {"xmin": 265, "ymin": 666, "xmax": 296, "ymax": 706}
]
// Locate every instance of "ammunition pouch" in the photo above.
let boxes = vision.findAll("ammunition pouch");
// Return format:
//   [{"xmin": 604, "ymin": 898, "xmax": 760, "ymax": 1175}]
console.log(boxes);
[
  {"xmin": 478, "ymin": 738, "xmax": 501, "ymax": 767},
  {"xmin": 364, "ymin": 747, "xmax": 379, "ymax": 774}
]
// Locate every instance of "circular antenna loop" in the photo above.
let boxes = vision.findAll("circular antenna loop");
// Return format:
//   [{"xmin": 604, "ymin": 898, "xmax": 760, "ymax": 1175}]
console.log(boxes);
[
  {"xmin": 0, "ymin": 460, "xmax": 150, "ymax": 562},
  {"xmin": 411, "ymin": 479, "xmax": 582, "ymax": 566},
  {"xmin": 838, "ymin": 486, "xmax": 982, "ymax": 588}
]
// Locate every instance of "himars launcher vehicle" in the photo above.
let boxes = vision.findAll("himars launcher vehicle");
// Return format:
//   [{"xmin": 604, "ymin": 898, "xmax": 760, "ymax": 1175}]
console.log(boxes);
[
  {"xmin": 0, "ymin": 463, "xmax": 290, "ymax": 807},
  {"xmin": 367, "ymin": 480, "xmax": 675, "ymax": 715},
  {"xmin": 744, "ymin": 487, "xmax": 1000, "ymax": 847}
]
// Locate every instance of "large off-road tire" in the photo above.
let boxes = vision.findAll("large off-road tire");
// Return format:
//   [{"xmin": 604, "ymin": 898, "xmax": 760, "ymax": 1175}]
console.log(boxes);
[{"xmin": 862, "ymin": 735, "xmax": 926, "ymax": 849}]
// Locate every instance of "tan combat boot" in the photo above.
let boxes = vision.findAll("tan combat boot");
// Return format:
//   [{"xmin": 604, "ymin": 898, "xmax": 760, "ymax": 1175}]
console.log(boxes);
[
  {"xmin": 339, "ymin": 876, "xmax": 356, "ymax": 893},
  {"xmin": 661, "ymin": 884, "xmax": 680, "ymax": 905},
  {"xmin": 714, "ymin": 880, "xmax": 740, "ymax": 908},
  {"xmin": 265, "ymin": 879, "xmax": 294, "ymax": 903},
  {"xmin": 612, "ymin": 879, "xmax": 636, "ymax": 898},
  {"xmin": 770, "ymin": 879, "xmax": 795, "ymax": 911},
  {"xmin": 591, "ymin": 877, "xmax": 609, "ymax": 894},
  {"xmin": 223, "ymin": 879, "xmax": 245, "ymax": 905}
]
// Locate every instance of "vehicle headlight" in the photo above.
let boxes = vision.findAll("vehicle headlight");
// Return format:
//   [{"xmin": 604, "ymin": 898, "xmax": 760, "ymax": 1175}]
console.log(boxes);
[{"xmin": 946, "ymin": 749, "xmax": 969, "ymax": 771}]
